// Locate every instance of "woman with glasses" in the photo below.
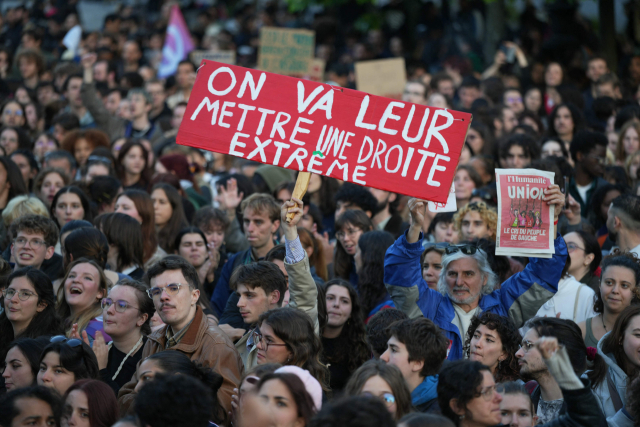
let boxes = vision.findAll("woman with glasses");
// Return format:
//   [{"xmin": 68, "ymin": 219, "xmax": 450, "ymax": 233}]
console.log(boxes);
[
  {"xmin": 0, "ymin": 268, "xmax": 63, "ymax": 357},
  {"xmin": 334, "ymin": 210, "xmax": 373, "ymax": 286},
  {"xmin": 132, "ymin": 351, "xmax": 226, "ymax": 425},
  {"xmin": 90, "ymin": 279, "xmax": 155, "ymax": 394},
  {"xmin": 56, "ymin": 258, "xmax": 111, "ymax": 342},
  {"xmin": 0, "ymin": 101, "xmax": 26, "ymax": 128},
  {"xmin": 464, "ymin": 312, "xmax": 521, "ymax": 383},
  {"xmin": 2, "ymin": 337, "xmax": 49, "ymax": 391},
  {"xmin": 578, "ymin": 251, "xmax": 640, "ymax": 348},
  {"xmin": 37, "ymin": 336, "xmax": 99, "ymax": 396},
  {"xmin": 254, "ymin": 307, "xmax": 329, "ymax": 391},
  {"xmin": 344, "ymin": 360, "xmax": 412, "ymax": 422},
  {"xmin": 563, "ymin": 230, "xmax": 603, "ymax": 293}
]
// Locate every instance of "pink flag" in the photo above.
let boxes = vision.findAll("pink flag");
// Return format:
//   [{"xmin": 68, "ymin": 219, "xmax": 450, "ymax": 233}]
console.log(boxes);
[{"xmin": 158, "ymin": 5, "xmax": 195, "ymax": 78}]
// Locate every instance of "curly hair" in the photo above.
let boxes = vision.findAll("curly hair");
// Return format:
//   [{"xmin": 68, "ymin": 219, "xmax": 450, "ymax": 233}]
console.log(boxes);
[
  {"xmin": 453, "ymin": 201, "xmax": 498, "ymax": 242},
  {"xmin": 594, "ymin": 250, "xmax": 640, "ymax": 314},
  {"xmin": 463, "ymin": 312, "xmax": 521, "ymax": 383},
  {"xmin": 258, "ymin": 307, "xmax": 330, "ymax": 391},
  {"xmin": 438, "ymin": 360, "xmax": 490, "ymax": 427},
  {"xmin": 320, "ymin": 280, "xmax": 370, "ymax": 374}
]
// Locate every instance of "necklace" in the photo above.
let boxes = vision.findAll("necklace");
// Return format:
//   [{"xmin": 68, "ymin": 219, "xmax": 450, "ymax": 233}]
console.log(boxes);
[
  {"xmin": 110, "ymin": 335, "xmax": 144, "ymax": 381},
  {"xmin": 601, "ymin": 314, "xmax": 608, "ymax": 332}
]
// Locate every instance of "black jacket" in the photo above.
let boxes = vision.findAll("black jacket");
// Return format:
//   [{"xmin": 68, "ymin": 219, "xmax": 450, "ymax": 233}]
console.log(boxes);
[{"xmin": 528, "ymin": 379, "xmax": 606, "ymax": 427}]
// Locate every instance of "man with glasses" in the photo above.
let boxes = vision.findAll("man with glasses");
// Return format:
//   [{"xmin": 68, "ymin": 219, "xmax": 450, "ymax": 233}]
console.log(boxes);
[
  {"xmin": 385, "ymin": 191, "xmax": 567, "ymax": 360},
  {"xmin": 568, "ymin": 130, "xmax": 608, "ymax": 215},
  {"xmin": 380, "ymin": 317, "xmax": 449, "ymax": 413},
  {"xmin": 9, "ymin": 214, "xmax": 59, "ymax": 273},
  {"xmin": 117, "ymin": 255, "xmax": 243, "ymax": 417}
]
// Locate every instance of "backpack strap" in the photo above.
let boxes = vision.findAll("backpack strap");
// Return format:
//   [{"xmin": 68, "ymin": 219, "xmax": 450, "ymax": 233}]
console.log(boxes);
[{"xmin": 606, "ymin": 370, "xmax": 623, "ymax": 413}]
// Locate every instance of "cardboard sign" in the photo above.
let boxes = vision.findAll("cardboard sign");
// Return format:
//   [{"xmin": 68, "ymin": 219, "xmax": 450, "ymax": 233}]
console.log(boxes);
[
  {"xmin": 495, "ymin": 169, "xmax": 555, "ymax": 257},
  {"xmin": 355, "ymin": 58, "xmax": 407, "ymax": 99},
  {"xmin": 191, "ymin": 50, "xmax": 236, "ymax": 66},
  {"xmin": 176, "ymin": 61, "xmax": 472, "ymax": 203},
  {"xmin": 258, "ymin": 27, "xmax": 315, "ymax": 77}
]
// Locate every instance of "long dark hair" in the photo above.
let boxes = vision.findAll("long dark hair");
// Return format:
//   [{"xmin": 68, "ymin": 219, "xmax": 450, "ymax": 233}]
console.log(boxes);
[
  {"xmin": 62, "ymin": 380, "xmax": 118, "ymax": 427},
  {"xmin": 570, "ymin": 230, "xmax": 602, "ymax": 276},
  {"xmin": 117, "ymin": 139, "xmax": 151, "ymax": 189},
  {"xmin": 117, "ymin": 190, "xmax": 157, "ymax": 264},
  {"xmin": 152, "ymin": 183, "xmax": 188, "ymax": 253},
  {"xmin": 0, "ymin": 156, "xmax": 28, "ymax": 202},
  {"xmin": 334, "ymin": 210, "xmax": 373, "ymax": 281},
  {"xmin": 320, "ymin": 279, "xmax": 370, "ymax": 373},
  {"xmin": 144, "ymin": 351, "xmax": 225, "ymax": 424},
  {"xmin": 307, "ymin": 174, "xmax": 340, "ymax": 218},
  {"xmin": 258, "ymin": 307, "xmax": 330, "ymax": 391},
  {"xmin": 588, "ymin": 184, "xmax": 628, "ymax": 230},
  {"xmin": 0, "ymin": 268, "xmax": 63, "ymax": 357},
  {"xmin": 548, "ymin": 102, "xmax": 585, "ymax": 139},
  {"xmin": 63, "ymin": 227, "xmax": 109, "ymax": 269},
  {"xmin": 525, "ymin": 317, "xmax": 608, "ymax": 388},
  {"xmin": 594, "ymin": 251, "xmax": 640, "ymax": 314},
  {"xmin": 357, "ymin": 231, "xmax": 395, "ymax": 317},
  {"xmin": 49, "ymin": 185, "xmax": 93, "ymax": 228},
  {"xmin": 463, "ymin": 312, "xmax": 521, "ymax": 383},
  {"xmin": 3, "ymin": 337, "xmax": 50, "ymax": 383},
  {"xmin": 601, "ymin": 305, "xmax": 640, "ymax": 381},
  {"xmin": 95, "ymin": 213, "xmax": 144, "ymax": 271}
]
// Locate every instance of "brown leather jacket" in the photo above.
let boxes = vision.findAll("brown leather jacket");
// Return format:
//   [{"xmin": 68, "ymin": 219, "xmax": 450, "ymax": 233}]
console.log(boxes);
[{"xmin": 117, "ymin": 306, "xmax": 243, "ymax": 416}]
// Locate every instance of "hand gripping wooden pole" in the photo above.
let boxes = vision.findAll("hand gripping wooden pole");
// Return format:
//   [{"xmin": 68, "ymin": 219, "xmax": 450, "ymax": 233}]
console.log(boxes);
[{"xmin": 286, "ymin": 172, "xmax": 311, "ymax": 223}]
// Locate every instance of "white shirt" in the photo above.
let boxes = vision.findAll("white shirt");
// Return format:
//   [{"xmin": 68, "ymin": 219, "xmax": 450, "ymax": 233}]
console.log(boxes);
[
  {"xmin": 575, "ymin": 183, "xmax": 591, "ymax": 204},
  {"xmin": 535, "ymin": 275, "xmax": 596, "ymax": 323},
  {"xmin": 452, "ymin": 305, "xmax": 480, "ymax": 347},
  {"xmin": 630, "ymin": 243, "xmax": 640, "ymax": 258}
]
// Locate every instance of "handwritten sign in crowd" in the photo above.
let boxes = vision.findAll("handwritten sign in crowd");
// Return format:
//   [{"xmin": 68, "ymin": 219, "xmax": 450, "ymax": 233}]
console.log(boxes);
[
  {"xmin": 177, "ymin": 61, "xmax": 471, "ymax": 203},
  {"xmin": 258, "ymin": 27, "xmax": 315, "ymax": 77}
]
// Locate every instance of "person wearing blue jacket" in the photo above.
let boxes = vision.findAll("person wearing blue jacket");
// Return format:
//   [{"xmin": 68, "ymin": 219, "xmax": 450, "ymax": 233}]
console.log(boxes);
[{"xmin": 384, "ymin": 186, "xmax": 567, "ymax": 361}]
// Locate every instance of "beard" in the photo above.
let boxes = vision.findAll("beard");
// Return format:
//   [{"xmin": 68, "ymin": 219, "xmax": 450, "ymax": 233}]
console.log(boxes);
[{"xmin": 448, "ymin": 286, "xmax": 482, "ymax": 305}]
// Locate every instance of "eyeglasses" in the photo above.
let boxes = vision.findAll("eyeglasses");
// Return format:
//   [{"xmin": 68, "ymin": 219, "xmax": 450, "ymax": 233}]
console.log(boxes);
[
  {"xmin": 253, "ymin": 330, "xmax": 288, "ymax": 351},
  {"xmin": 50, "ymin": 335, "xmax": 83, "ymax": 348},
  {"xmin": 519, "ymin": 339, "xmax": 535, "ymax": 353},
  {"xmin": 13, "ymin": 237, "xmax": 47, "ymax": 249},
  {"xmin": 2, "ymin": 288, "xmax": 36, "ymax": 301},
  {"xmin": 445, "ymin": 244, "xmax": 478, "ymax": 255},
  {"xmin": 566, "ymin": 242, "xmax": 585, "ymax": 252},
  {"xmin": 101, "ymin": 298, "xmax": 139, "ymax": 312},
  {"xmin": 3, "ymin": 109, "xmax": 23, "ymax": 116},
  {"xmin": 87, "ymin": 155, "xmax": 112, "ymax": 165},
  {"xmin": 147, "ymin": 283, "xmax": 184, "ymax": 299},
  {"xmin": 476, "ymin": 385, "xmax": 498, "ymax": 401},
  {"xmin": 362, "ymin": 392, "xmax": 396, "ymax": 407},
  {"xmin": 336, "ymin": 228, "xmax": 362, "ymax": 241}
]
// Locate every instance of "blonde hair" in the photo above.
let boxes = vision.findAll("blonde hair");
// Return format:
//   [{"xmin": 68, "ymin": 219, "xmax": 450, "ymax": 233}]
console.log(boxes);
[
  {"xmin": 2, "ymin": 195, "xmax": 49, "ymax": 227},
  {"xmin": 56, "ymin": 258, "xmax": 112, "ymax": 336},
  {"xmin": 625, "ymin": 150, "xmax": 640, "ymax": 183},
  {"xmin": 453, "ymin": 201, "xmax": 498, "ymax": 241},
  {"xmin": 616, "ymin": 120, "xmax": 640, "ymax": 162}
]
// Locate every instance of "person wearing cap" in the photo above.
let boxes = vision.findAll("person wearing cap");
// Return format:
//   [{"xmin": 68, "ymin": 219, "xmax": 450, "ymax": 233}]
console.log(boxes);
[{"xmin": 384, "ymin": 190, "xmax": 567, "ymax": 360}]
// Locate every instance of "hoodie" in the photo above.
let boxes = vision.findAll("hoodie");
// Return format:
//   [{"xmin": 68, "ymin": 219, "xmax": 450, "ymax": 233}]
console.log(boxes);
[
  {"xmin": 591, "ymin": 332, "xmax": 628, "ymax": 418},
  {"xmin": 411, "ymin": 375, "xmax": 440, "ymax": 413}
]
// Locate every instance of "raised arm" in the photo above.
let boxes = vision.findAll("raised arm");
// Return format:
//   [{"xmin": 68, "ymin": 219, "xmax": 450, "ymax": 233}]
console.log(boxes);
[
  {"xmin": 384, "ymin": 198, "xmax": 441, "ymax": 319},
  {"xmin": 281, "ymin": 198, "xmax": 319, "ymax": 334}
]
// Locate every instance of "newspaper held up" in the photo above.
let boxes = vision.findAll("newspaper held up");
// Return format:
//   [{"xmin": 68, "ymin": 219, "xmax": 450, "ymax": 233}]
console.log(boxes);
[{"xmin": 495, "ymin": 168, "xmax": 555, "ymax": 258}]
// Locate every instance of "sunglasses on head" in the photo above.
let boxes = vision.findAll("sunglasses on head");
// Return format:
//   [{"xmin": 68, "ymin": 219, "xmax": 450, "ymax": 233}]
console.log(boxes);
[
  {"xmin": 50, "ymin": 335, "xmax": 83, "ymax": 348},
  {"xmin": 444, "ymin": 244, "xmax": 478, "ymax": 255}
]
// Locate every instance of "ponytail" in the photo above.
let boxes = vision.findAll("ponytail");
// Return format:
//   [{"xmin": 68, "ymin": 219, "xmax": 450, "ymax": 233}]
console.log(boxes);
[{"xmin": 586, "ymin": 352, "xmax": 608, "ymax": 388}]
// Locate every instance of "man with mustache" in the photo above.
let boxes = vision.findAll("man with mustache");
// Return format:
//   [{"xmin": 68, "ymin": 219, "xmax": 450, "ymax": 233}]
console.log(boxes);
[
  {"xmin": 385, "ymin": 188, "xmax": 567, "ymax": 360},
  {"xmin": 117, "ymin": 255, "xmax": 243, "ymax": 418},
  {"xmin": 606, "ymin": 194, "xmax": 640, "ymax": 257}
]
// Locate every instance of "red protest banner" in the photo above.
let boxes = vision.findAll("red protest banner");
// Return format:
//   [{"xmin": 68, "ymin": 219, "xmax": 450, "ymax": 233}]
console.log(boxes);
[{"xmin": 177, "ymin": 60, "xmax": 472, "ymax": 203}]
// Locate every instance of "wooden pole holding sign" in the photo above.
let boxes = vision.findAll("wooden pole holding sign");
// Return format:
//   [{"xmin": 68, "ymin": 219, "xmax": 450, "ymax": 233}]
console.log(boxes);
[{"xmin": 286, "ymin": 172, "xmax": 311, "ymax": 223}]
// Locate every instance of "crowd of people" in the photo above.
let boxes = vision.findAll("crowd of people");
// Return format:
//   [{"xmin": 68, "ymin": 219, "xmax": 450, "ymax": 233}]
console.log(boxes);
[{"xmin": 2, "ymin": 1, "xmax": 640, "ymax": 427}]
